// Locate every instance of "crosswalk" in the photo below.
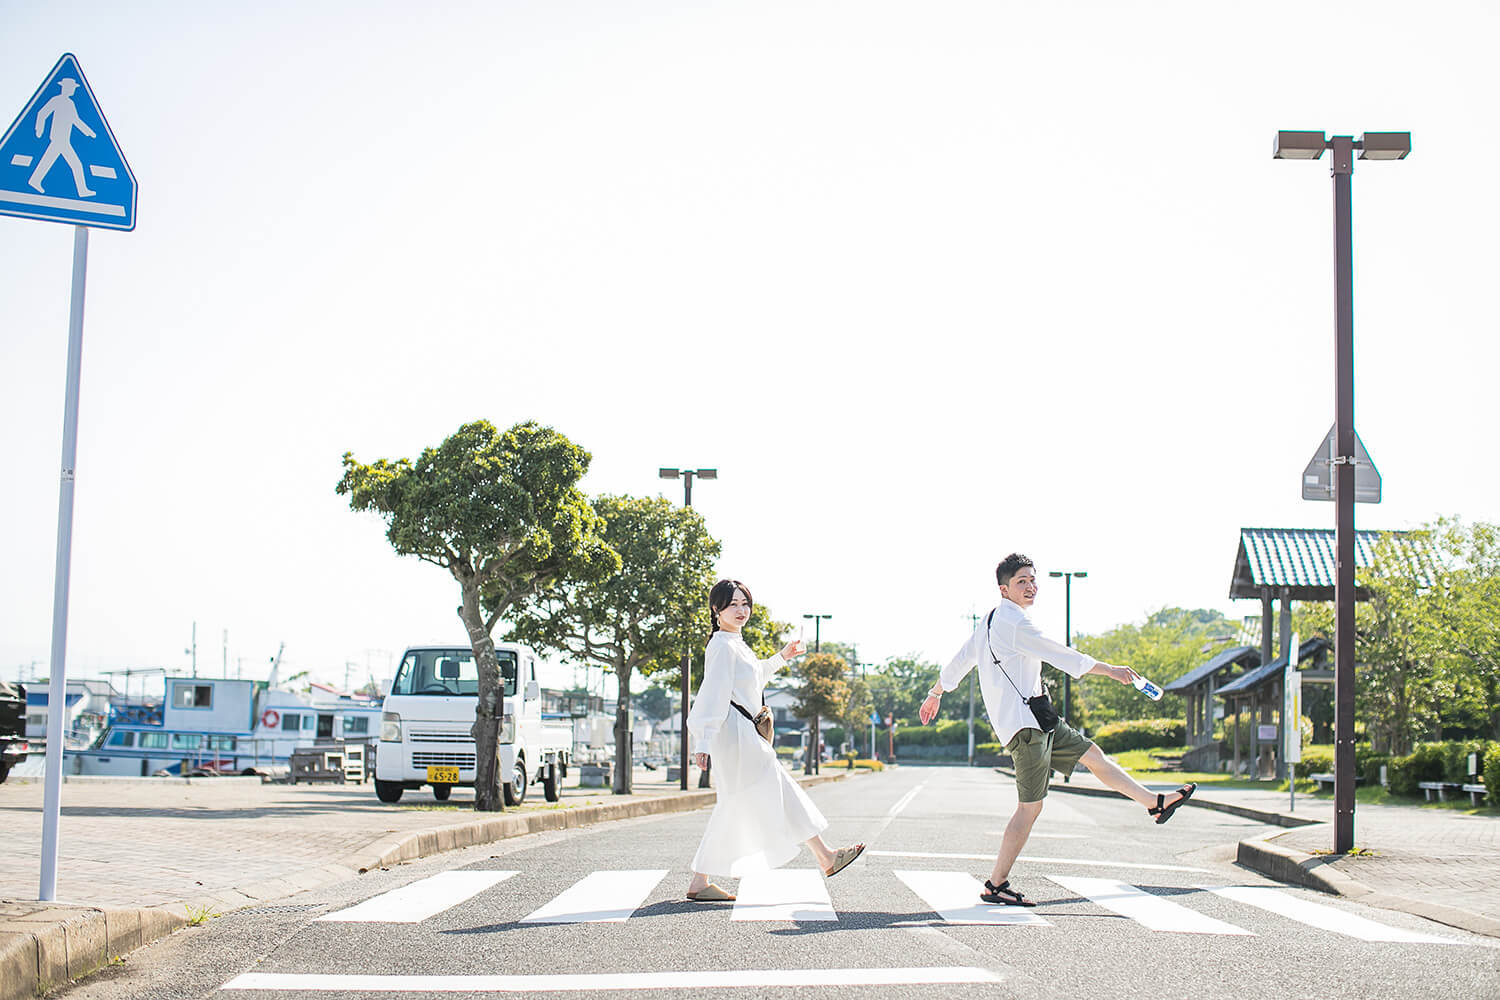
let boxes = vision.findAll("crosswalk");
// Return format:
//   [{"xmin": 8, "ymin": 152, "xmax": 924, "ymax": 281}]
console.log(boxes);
[{"xmin": 312, "ymin": 867, "xmax": 1458, "ymax": 945}]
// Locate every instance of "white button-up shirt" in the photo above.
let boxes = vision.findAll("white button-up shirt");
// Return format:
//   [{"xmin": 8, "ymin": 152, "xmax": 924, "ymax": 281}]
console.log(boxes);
[{"xmin": 938, "ymin": 597, "xmax": 1097, "ymax": 746}]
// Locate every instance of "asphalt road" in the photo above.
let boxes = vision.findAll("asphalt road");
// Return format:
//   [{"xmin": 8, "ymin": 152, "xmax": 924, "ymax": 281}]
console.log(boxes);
[{"xmin": 54, "ymin": 765, "xmax": 1500, "ymax": 1000}]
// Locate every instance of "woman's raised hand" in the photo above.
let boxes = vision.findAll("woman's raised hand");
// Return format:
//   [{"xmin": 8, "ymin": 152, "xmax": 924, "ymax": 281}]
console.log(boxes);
[{"xmin": 780, "ymin": 639, "xmax": 807, "ymax": 660}]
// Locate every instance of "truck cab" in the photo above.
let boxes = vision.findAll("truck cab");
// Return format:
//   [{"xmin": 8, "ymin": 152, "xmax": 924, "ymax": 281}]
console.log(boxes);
[{"xmin": 374, "ymin": 643, "xmax": 570, "ymax": 805}]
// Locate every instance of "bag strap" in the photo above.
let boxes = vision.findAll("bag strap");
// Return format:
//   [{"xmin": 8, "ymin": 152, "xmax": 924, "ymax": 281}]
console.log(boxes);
[
  {"xmin": 730, "ymin": 701, "xmax": 759, "ymax": 723},
  {"xmin": 985, "ymin": 608, "xmax": 1034, "ymax": 702}
]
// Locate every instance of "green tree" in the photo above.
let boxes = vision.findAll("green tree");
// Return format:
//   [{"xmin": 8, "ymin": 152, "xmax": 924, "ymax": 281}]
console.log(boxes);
[
  {"xmin": 840, "ymin": 674, "xmax": 874, "ymax": 758},
  {"xmin": 337, "ymin": 420, "xmax": 618, "ymax": 811},
  {"xmin": 1073, "ymin": 608, "xmax": 1235, "ymax": 728},
  {"xmin": 868, "ymin": 656, "xmax": 940, "ymax": 727},
  {"xmin": 793, "ymin": 651, "xmax": 851, "ymax": 774},
  {"xmin": 635, "ymin": 685, "xmax": 674, "ymax": 722},
  {"xmin": 507, "ymin": 495, "xmax": 720, "ymax": 793}
]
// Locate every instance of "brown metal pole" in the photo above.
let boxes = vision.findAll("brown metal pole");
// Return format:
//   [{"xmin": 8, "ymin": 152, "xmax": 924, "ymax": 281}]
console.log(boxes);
[
  {"xmin": 1330, "ymin": 135, "xmax": 1357, "ymax": 854},
  {"xmin": 679, "ymin": 653, "xmax": 690, "ymax": 791}
]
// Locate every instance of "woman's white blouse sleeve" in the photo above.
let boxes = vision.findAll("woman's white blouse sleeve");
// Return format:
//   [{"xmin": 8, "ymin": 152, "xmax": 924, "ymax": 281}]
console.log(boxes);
[
  {"xmin": 757, "ymin": 651, "xmax": 787, "ymax": 688},
  {"xmin": 687, "ymin": 639, "xmax": 733, "ymax": 755}
]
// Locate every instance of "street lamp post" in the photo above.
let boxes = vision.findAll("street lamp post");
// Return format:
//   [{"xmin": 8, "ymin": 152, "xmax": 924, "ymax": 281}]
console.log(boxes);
[
  {"xmin": 660, "ymin": 467, "xmax": 717, "ymax": 791},
  {"xmin": 1048, "ymin": 571, "xmax": 1086, "ymax": 725},
  {"xmin": 801, "ymin": 613, "xmax": 831, "ymax": 774},
  {"xmin": 1273, "ymin": 129, "xmax": 1409, "ymax": 854}
]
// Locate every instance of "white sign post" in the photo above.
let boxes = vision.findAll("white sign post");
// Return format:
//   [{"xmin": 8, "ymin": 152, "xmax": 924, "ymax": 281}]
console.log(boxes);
[
  {"xmin": 1285, "ymin": 633, "xmax": 1302, "ymax": 812},
  {"xmin": 0, "ymin": 54, "xmax": 136, "ymax": 902}
]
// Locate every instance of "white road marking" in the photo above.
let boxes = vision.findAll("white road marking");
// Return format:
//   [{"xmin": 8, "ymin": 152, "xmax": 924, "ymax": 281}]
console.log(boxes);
[
  {"xmin": 1047, "ymin": 875, "xmax": 1253, "ymax": 935},
  {"xmin": 896, "ymin": 870, "xmax": 1051, "ymax": 926},
  {"xmin": 317, "ymin": 870, "xmax": 517, "ymax": 923},
  {"xmin": 221, "ymin": 966, "xmax": 1005, "ymax": 991},
  {"xmin": 1204, "ymin": 885, "xmax": 1458, "ymax": 944},
  {"xmin": 985, "ymin": 832, "xmax": 1087, "ymax": 839},
  {"xmin": 887, "ymin": 784, "xmax": 923, "ymax": 817},
  {"xmin": 732, "ymin": 868, "xmax": 836, "ymax": 921},
  {"xmin": 519, "ymin": 869, "xmax": 667, "ymax": 923},
  {"xmin": 868, "ymin": 850, "xmax": 1208, "ymax": 872}
]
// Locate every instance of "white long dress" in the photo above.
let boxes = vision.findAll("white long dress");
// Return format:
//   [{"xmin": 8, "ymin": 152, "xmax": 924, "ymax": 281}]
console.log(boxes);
[{"xmin": 687, "ymin": 630, "xmax": 828, "ymax": 877}]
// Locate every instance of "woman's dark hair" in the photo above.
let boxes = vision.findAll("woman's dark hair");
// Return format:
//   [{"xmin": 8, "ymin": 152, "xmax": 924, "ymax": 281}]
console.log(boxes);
[
  {"xmin": 995, "ymin": 553, "xmax": 1035, "ymax": 587},
  {"xmin": 709, "ymin": 579, "xmax": 753, "ymax": 635}
]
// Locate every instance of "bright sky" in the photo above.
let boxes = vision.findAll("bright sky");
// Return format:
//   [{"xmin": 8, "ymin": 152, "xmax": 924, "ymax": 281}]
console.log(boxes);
[{"xmin": 3, "ymin": 1, "xmax": 1496, "ymax": 698}]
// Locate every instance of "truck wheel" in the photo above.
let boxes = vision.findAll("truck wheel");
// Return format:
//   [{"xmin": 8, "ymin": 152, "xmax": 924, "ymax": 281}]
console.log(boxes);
[
  {"xmin": 433, "ymin": 783, "xmax": 452, "ymax": 801},
  {"xmin": 503, "ymin": 758, "xmax": 527, "ymax": 806},
  {"xmin": 542, "ymin": 762, "xmax": 560, "ymax": 802},
  {"xmin": 375, "ymin": 780, "xmax": 404, "ymax": 803},
  {"xmin": 0, "ymin": 762, "xmax": 10, "ymax": 785}
]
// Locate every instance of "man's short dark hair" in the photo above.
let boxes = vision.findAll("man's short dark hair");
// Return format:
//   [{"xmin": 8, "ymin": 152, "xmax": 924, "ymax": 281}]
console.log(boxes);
[{"xmin": 996, "ymin": 553, "xmax": 1035, "ymax": 588}]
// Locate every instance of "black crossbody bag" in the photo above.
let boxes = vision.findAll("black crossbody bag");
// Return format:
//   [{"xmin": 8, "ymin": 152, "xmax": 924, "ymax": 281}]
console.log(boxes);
[{"xmin": 985, "ymin": 609, "xmax": 1059, "ymax": 733}]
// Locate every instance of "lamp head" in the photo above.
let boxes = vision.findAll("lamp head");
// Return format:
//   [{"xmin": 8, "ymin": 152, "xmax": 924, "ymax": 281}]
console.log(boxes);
[
  {"xmin": 1273, "ymin": 130, "xmax": 1328, "ymax": 160},
  {"xmin": 1358, "ymin": 131, "xmax": 1411, "ymax": 160},
  {"xmin": 658, "ymin": 468, "xmax": 680, "ymax": 480}
]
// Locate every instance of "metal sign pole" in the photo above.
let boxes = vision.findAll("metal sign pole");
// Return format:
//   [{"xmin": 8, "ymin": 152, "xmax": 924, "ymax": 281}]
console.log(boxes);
[{"xmin": 39, "ymin": 225, "xmax": 89, "ymax": 902}]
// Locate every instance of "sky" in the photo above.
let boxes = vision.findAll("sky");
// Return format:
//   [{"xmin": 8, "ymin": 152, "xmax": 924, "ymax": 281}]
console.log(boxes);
[{"xmin": 2, "ymin": 1, "xmax": 1497, "ymax": 699}]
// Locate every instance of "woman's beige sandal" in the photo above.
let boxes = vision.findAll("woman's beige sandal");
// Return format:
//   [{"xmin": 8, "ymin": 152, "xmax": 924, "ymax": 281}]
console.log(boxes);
[
  {"xmin": 823, "ymin": 843, "xmax": 865, "ymax": 878},
  {"xmin": 686, "ymin": 883, "xmax": 736, "ymax": 902}
]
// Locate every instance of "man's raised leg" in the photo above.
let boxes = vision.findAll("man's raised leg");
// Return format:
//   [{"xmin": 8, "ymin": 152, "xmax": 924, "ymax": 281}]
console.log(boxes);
[{"xmin": 1078, "ymin": 744, "xmax": 1188, "ymax": 812}]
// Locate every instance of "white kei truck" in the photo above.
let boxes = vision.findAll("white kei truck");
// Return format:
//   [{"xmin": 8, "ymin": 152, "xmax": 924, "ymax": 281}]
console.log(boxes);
[{"xmin": 374, "ymin": 643, "xmax": 572, "ymax": 805}]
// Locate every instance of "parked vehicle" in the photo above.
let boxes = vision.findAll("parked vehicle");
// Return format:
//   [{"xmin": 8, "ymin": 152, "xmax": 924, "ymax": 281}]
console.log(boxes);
[
  {"xmin": 0, "ymin": 681, "xmax": 28, "ymax": 783},
  {"xmin": 374, "ymin": 643, "xmax": 572, "ymax": 805}
]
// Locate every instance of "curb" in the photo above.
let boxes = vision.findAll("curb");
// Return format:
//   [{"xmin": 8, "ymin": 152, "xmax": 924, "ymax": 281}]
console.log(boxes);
[
  {"xmin": 1234, "ymin": 828, "xmax": 1500, "ymax": 940},
  {"xmin": 1, "ymin": 771, "xmax": 849, "ymax": 999}
]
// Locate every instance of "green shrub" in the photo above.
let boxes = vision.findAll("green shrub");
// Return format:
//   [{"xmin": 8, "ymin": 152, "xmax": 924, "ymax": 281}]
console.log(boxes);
[
  {"xmin": 1484, "ymin": 749, "xmax": 1500, "ymax": 801},
  {"xmin": 1359, "ymin": 752, "xmax": 1392, "ymax": 787},
  {"xmin": 1293, "ymin": 749, "xmax": 1334, "ymax": 780},
  {"xmin": 1093, "ymin": 718, "xmax": 1186, "ymax": 754},
  {"xmin": 1387, "ymin": 742, "xmax": 1449, "ymax": 797}
]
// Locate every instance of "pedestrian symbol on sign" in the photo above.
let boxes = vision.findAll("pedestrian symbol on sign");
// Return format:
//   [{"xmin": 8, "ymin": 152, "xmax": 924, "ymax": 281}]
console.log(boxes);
[{"xmin": 27, "ymin": 76, "xmax": 99, "ymax": 198}]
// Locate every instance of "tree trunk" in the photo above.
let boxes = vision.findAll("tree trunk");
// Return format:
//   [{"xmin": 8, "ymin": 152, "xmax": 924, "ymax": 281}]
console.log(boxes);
[
  {"xmin": 459, "ymin": 579, "xmax": 505, "ymax": 812},
  {"xmin": 613, "ymin": 661, "xmax": 633, "ymax": 795}
]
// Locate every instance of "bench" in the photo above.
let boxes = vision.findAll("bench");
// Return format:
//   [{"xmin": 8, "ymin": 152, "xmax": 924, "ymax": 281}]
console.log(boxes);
[
  {"xmin": 1461, "ymin": 782, "xmax": 1488, "ymax": 806},
  {"xmin": 1417, "ymin": 780, "xmax": 1466, "ymax": 802}
]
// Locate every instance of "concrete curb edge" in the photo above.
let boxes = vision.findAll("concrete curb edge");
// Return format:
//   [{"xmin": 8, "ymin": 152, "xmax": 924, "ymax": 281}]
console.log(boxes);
[{"xmin": 3, "ymin": 771, "xmax": 850, "ymax": 999}]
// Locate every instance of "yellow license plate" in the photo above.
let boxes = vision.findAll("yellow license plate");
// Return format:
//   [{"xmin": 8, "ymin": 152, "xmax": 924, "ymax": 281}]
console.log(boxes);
[{"xmin": 426, "ymin": 766, "xmax": 460, "ymax": 784}]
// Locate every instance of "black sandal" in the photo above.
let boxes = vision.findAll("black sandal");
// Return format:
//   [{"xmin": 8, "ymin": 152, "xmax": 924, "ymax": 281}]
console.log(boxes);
[
  {"xmin": 979, "ymin": 879, "xmax": 1036, "ymax": 907},
  {"xmin": 1148, "ymin": 782, "xmax": 1197, "ymax": 825}
]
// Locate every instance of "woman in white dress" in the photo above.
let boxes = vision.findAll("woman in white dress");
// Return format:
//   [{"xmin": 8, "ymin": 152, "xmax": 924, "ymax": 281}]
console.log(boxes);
[{"xmin": 685, "ymin": 579, "xmax": 865, "ymax": 901}]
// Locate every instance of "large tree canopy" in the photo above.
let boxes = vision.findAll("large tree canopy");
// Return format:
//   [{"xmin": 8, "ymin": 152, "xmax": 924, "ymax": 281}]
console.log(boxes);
[
  {"xmin": 506, "ymin": 494, "xmax": 720, "ymax": 793},
  {"xmin": 1073, "ymin": 608, "xmax": 1238, "ymax": 728},
  {"xmin": 337, "ymin": 419, "xmax": 618, "ymax": 811}
]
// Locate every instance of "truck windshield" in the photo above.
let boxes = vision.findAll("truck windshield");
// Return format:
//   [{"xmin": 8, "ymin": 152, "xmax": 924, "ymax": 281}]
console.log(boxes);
[{"xmin": 390, "ymin": 649, "xmax": 516, "ymax": 697}]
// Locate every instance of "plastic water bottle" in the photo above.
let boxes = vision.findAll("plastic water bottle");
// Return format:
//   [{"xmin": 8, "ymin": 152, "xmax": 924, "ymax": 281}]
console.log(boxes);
[{"xmin": 1133, "ymin": 675, "xmax": 1163, "ymax": 701}]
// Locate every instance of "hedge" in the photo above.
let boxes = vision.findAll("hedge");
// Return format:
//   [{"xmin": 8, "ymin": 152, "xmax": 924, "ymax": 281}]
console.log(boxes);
[{"xmin": 1092, "ymin": 718, "xmax": 1186, "ymax": 754}]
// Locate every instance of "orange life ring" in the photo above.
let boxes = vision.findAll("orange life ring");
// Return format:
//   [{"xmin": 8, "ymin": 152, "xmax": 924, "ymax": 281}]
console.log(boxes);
[{"xmin": 261, "ymin": 709, "xmax": 280, "ymax": 729}]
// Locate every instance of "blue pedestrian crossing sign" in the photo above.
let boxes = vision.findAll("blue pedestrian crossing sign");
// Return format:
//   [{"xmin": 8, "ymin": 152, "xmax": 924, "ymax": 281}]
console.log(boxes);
[{"xmin": 0, "ymin": 54, "xmax": 136, "ymax": 231}]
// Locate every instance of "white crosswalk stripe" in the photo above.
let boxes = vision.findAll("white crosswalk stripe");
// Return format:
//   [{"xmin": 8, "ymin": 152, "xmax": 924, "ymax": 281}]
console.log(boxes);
[
  {"xmin": 308, "ymin": 867, "xmax": 1458, "ymax": 946},
  {"xmin": 731, "ymin": 869, "xmax": 836, "ymax": 921},
  {"xmin": 1046, "ymin": 875, "xmax": 1254, "ymax": 935},
  {"xmin": 1203, "ymin": 885, "xmax": 1458, "ymax": 944},
  {"xmin": 519, "ymin": 869, "xmax": 668, "ymax": 923},
  {"xmin": 895, "ymin": 870, "xmax": 1051, "ymax": 925},
  {"xmin": 316, "ymin": 870, "xmax": 518, "ymax": 923}
]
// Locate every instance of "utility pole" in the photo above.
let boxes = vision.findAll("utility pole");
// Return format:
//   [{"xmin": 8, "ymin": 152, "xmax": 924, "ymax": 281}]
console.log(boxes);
[{"xmin": 659, "ymin": 467, "xmax": 716, "ymax": 791}]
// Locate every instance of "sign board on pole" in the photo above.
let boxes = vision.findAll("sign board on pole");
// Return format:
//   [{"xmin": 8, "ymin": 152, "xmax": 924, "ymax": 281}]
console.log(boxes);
[
  {"xmin": 0, "ymin": 54, "xmax": 137, "ymax": 230},
  {"xmin": 1285, "ymin": 631, "xmax": 1302, "ymax": 764},
  {"xmin": 1257, "ymin": 724, "xmax": 1279, "ymax": 742},
  {"xmin": 1302, "ymin": 425, "xmax": 1381, "ymax": 503}
]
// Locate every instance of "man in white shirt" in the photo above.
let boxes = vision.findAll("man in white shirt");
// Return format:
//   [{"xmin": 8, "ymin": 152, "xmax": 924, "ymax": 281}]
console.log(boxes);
[{"xmin": 919, "ymin": 553, "xmax": 1195, "ymax": 906}]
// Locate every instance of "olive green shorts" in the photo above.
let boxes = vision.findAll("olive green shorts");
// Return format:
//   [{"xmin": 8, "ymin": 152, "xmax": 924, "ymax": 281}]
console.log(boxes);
[{"xmin": 1007, "ymin": 721, "xmax": 1094, "ymax": 803}]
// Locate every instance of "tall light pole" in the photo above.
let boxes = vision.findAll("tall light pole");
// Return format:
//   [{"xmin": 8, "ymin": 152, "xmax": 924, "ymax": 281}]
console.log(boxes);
[
  {"xmin": 801, "ymin": 613, "xmax": 831, "ymax": 774},
  {"xmin": 1048, "ymin": 571, "xmax": 1086, "ymax": 725},
  {"xmin": 1273, "ymin": 129, "xmax": 1409, "ymax": 854},
  {"xmin": 660, "ymin": 467, "xmax": 716, "ymax": 790}
]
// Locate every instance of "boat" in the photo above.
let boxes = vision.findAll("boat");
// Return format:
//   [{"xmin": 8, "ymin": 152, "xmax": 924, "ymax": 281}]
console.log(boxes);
[{"xmin": 65, "ymin": 675, "xmax": 382, "ymax": 777}]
